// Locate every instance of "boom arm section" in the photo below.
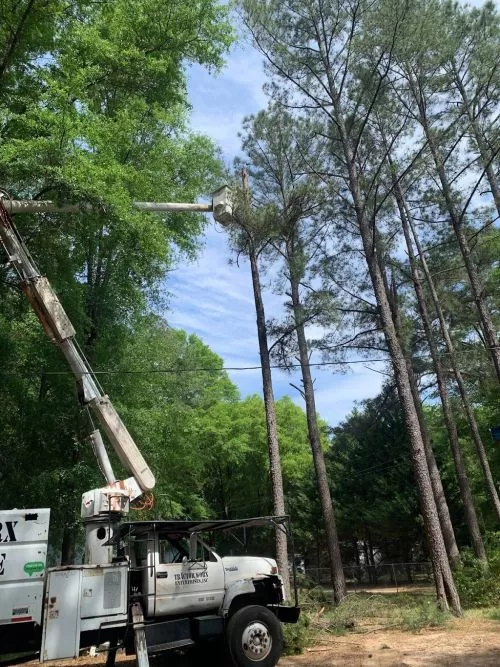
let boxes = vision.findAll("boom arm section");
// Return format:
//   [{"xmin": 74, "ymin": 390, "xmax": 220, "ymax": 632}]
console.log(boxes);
[{"xmin": 0, "ymin": 200, "xmax": 155, "ymax": 504}]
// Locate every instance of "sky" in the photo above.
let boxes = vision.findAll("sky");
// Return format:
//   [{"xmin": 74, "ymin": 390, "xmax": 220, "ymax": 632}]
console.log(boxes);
[
  {"xmin": 166, "ymin": 0, "xmax": 490, "ymax": 427},
  {"xmin": 163, "ymin": 28, "xmax": 388, "ymax": 428}
]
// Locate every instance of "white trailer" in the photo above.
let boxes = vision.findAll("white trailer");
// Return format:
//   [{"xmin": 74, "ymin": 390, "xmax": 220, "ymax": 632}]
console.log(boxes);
[{"xmin": 0, "ymin": 509, "xmax": 50, "ymax": 654}]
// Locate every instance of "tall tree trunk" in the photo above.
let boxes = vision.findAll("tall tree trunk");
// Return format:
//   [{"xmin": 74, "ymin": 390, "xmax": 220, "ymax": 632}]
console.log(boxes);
[
  {"xmin": 406, "ymin": 208, "xmax": 500, "ymax": 523},
  {"xmin": 363, "ymin": 538, "xmax": 373, "ymax": 584},
  {"xmin": 289, "ymin": 263, "xmax": 347, "ymax": 603},
  {"xmin": 410, "ymin": 75, "xmax": 500, "ymax": 383},
  {"xmin": 452, "ymin": 69, "xmax": 500, "ymax": 218},
  {"xmin": 329, "ymin": 89, "xmax": 461, "ymax": 612},
  {"xmin": 248, "ymin": 246, "xmax": 290, "ymax": 596},
  {"xmin": 389, "ymin": 160, "xmax": 487, "ymax": 562},
  {"xmin": 407, "ymin": 359, "xmax": 461, "ymax": 568},
  {"xmin": 235, "ymin": 169, "xmax": 290, "ymax": 593},
  {"xmin": 364, "ymin": 245, "xmax": 460, "ymax": 611},
  {"xmin": 379, "ymin": 236, "xmax": 460, "ymax": 569}
]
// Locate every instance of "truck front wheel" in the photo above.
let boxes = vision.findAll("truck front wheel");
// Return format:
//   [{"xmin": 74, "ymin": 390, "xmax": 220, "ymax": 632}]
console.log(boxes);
[{"xmin": 226, "ymin": 605, "xmax": 283, "ymax": 667}]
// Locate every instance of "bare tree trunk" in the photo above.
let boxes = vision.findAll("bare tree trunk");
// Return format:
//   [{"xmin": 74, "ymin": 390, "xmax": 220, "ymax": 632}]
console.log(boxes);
[
  {"xmin": 363, "ymin": 538, "xmax": 373, "ymax": 584},
  {"xmin": 367, "ymin": 254, "xmax": 459, "ymax": 611},
  {"xmin": 248, "ymin": 247, "xmax": 290, "ymax": 596},
  {"xmin": 331, "ymin": 100, "xmax": 461, "ymax": 612},
  {"xmin": 289, "ymin": 266, "xmax": 347, "ymax": 603},
  {"xmin": 452, "ymin": 70, "xmax": 500, "ymax": 218},
  {"xmin": 389, "ymin": 164, "xmax": 487, "ymax": 563},
  {"xmin": 407, "ymin": 360, "xmax": 461, "ymax": 568},
  {"xmin": 410, "ymin": 76, "xmax": 500, "ymax": 383},
  {"xmin": 233, "ymin": 169, "xmax": 290, "ymax": 593},
  {"xmin": 407, "ymin": 209, "xmax": 500, "ymax": 523},
  {"xmin": 380, "ymin": 238, "xmax": 460, "ymax": 569}
]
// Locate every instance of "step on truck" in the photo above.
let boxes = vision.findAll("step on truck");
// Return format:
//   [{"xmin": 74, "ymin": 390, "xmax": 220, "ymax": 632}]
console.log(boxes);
[{"xmin": 0, "ymin": 194, "xmax": 300, "ymax": 666}]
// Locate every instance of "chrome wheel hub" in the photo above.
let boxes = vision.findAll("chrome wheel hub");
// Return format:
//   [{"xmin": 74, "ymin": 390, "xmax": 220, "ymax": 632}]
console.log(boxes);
[{"xmin": 242, "ymin": 621, "xmax": 272, "ymax": 661}]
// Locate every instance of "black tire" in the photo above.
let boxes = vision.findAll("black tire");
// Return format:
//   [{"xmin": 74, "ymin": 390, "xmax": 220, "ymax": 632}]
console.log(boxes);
[{"xmin": 226, "ymin": 605, "xmax": 282, "ymax": 667}]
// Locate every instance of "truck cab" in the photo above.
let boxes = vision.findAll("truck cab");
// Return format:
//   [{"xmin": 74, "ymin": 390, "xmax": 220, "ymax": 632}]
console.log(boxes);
[
  {"xmin": 117, "ymin": 519, "xmax": 294, "ymax": 621},
  {"xmin": 112, "ymin": 518, "xmax": 299, "ymax": 665}
]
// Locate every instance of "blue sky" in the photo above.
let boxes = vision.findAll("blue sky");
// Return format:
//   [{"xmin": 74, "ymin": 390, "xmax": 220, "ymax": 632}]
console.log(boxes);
[
  {"xmin": 167, "ymin": 0, "xmax": 489, "ymax": 427},
  {"xmin": 163, "ymin": 34, "xmax": 387, "ymax": 428}
]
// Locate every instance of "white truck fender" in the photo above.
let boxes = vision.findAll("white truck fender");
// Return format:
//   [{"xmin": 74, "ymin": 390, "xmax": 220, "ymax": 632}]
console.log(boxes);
[{"xmin": 220, "ymin": 578, "xmax": 257, "ymax": 616}]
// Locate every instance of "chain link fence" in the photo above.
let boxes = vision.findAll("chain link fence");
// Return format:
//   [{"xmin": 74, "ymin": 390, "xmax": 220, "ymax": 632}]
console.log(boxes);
[{"xmin": 307, "ymin": 562, "xmax": 433, "ymax": 592}]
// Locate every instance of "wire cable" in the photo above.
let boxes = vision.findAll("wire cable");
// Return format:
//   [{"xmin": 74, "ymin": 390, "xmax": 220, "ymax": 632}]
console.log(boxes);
[{"xmin": 0, "ymin": 347, "xmax": 491, "ymax": 376}]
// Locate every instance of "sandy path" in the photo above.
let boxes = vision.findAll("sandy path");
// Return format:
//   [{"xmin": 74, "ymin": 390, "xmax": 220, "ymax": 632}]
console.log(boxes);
[{"xmin": 279, "ymin": 618, "xmax": 500, "ymax": 666}]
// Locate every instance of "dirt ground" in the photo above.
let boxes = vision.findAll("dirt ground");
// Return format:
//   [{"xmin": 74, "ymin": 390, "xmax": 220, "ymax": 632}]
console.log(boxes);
[
  {"xmin": 280, "ymin": 617, "xmax": 500, "ymax": 666},
  {"xmin": 10, "ymin": 615, "xmax": 499, "ymax": 667}
]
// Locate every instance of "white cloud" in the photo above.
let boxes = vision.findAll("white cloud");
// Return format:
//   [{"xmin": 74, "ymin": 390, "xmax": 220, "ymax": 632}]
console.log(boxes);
[
  {"xmin": 167, "ymin": 227, "xmax": 259, "ymax": 362},
  {"xmin": 165, "ymin": 225, "xmax": 387, "ymax": 426},
  {"xmin": 310, "ymin": 368, "xmax": 385, "ymax": 424},
  {"xmin": 187, "ymin": 42, "xmax": 268, "ymax": 161}
]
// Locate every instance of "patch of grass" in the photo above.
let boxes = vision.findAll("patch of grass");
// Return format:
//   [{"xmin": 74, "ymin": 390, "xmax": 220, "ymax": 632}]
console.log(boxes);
[
  {"xmin": 399, "ymin": 603, "xmax": 449, "ymax": 631},
  {"xmin": 288, "ymin": 588, "xmax": 455, "ymax": 656},
  {"xmin": 487, "ymin": 608, "xmax": 500, "ymax": 621},
  {"xmin": 306, "ymin": 590, "xmax": 451, "ymax": 635}
]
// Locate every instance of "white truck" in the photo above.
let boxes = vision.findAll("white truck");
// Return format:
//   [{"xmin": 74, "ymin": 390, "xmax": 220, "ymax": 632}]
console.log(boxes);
[{"xmin": 0, "ymin": 195, "xmax": 300, "ymax": 666}]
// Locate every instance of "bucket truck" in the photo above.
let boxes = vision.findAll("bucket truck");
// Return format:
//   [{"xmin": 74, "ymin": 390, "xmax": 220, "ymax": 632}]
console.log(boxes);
[{"xmin": 0, "ymin": 195, "xmax": 299, "ymax": 667}]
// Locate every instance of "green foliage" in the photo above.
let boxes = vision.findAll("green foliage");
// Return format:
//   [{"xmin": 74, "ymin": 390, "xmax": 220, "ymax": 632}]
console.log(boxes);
[
  {"xmin": 329, "ymin": 386, "xmax": 420, "ymax": 557},
  {"xmin": 281, "ymin": 589, "xmax": 454, "ymax": 656},
  {"xmin": 323, "ymin": 592, "xmax": 450, "ymax": 634},
  {"xmin": 424, "ymin": 404, "xmax": 499, "ymax": 536},
  {"xmin": 454, "ymin": 533, "xmax": 500, "ymax": 608},
  {"xmin": 0, "ymin": 0, "xmax": 235, "ymax": 557},
  {"xmin": 282, "ymin": 612, "xmax": 312, "ymax": 655},
  {"xmin": 399, "ymin": 605, "xmax": 449, "ymax": 632}
]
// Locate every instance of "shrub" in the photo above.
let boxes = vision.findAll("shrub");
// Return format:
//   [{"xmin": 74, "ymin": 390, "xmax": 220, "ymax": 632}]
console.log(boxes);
[
  {"xmin": 300, "ymin": 585, "xmax": 332, "ymax": 606},
  {"xmin": 454, "ymin": 532, "xmax": 500, "ymax": 608},
  {"xmin": 399, "ymin": 603, "xmax": 449, "ymax": 631},
  {"xmin": 282, "ymin": 612, "xmax": 312, "ymax": 655}
]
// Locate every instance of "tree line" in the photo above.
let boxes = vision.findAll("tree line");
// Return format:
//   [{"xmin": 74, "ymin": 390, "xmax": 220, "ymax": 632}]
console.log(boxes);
[{"xmin": 221, "ymin": 0, "xmax": 500, "ymax": 614}]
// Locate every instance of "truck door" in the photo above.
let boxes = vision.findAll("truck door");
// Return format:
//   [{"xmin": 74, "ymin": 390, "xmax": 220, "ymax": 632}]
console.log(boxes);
[{"xmin": 153, "ymin": 533, "xmax": 224, "ymax": 617}]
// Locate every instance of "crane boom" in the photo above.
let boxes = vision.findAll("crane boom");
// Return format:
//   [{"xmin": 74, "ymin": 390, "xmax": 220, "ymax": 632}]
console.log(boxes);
[{"xmin": 0, "ymin": 200, "xmax": 155, "ymax": 497}]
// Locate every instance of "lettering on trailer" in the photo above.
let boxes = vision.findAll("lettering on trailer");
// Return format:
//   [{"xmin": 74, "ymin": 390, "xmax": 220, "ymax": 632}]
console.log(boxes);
[
  {"xmin": 0, "ymin": 553, "xmax": 5, "ymax": 575},
  {"xmin": 174, "ymin": 571, "xmax": 208, "ymax": 586},
  {"xmin": 0, "ymin": 521, "xmax": 18, "ymax": 542}
]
